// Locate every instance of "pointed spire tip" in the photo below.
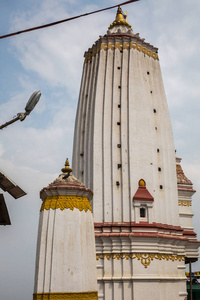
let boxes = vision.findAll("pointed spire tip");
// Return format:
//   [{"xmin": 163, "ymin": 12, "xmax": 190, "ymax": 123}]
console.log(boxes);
[{"xmin": 61, "ymin": 158, "xmax": 73, "ymax": 173}]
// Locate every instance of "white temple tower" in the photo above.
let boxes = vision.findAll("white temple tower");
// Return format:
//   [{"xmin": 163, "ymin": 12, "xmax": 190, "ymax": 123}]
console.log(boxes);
[
  {"xmin": 33, "ymin": 159, "xmax": 98, "ymax": 300},
  {"xmin": 72, "ymin": 7, "xmax": 199, "ymax": 300}
]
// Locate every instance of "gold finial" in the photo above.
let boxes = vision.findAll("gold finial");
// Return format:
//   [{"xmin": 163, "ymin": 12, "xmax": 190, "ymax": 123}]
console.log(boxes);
[
  {"xmin": 108, "ymin": 6, "xmax": 132, "ymax": 30},
  {"xmin": 116, "ymin": 6, "xmax": 125, "ymax": 22},
  {"xmin": 61, "ymin": 158, "xmax": 73, "ymax": 173},
  {"xmin": 124, "ymin": 11, "xmax": 128, "ymax": 22},
  {"xmin": 139, "ymin": 179, "xmax": 146, "ymax": 187}
]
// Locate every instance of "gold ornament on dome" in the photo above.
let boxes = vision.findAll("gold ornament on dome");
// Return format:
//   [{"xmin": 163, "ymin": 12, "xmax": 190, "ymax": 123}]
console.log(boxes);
[
  {"xmin": 61, "ymin": 158, "xmax": 73, "ymax": 173},
  {"xmin": 96, "ymin": 253, "xmax": 185, "ymax": 268},
  {"xmin": 139, "ymin": 179, "xmax": 146, "ymax": 187},
  {"xmin": 40, "ymin": 195, "xmax": 92, "ymax": 213},
  {"xmin": 108, "ymin": 6, "xmax": 132, "ymax": 30}
]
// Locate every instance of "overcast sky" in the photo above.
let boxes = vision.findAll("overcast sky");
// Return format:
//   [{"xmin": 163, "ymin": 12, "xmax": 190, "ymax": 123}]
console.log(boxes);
[{"xmin": 0, "ymin": 1, "xmax": 200, "ymax": 299}]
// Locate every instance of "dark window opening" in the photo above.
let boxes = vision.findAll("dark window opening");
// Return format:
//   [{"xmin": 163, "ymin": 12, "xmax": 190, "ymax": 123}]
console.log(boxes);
[{"xmin": 140, "ymin": 207, "xmax": 146, "ymax": 218}]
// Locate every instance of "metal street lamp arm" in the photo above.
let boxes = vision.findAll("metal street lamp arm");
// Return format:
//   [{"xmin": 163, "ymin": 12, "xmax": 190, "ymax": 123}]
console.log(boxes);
[
  {"xmin": 0, "ymin": 115, "xmax": 20, "ymax": 130},
  {"xmin": 0, "ymin": 91, "xmax": 41, "ymax": 130}
]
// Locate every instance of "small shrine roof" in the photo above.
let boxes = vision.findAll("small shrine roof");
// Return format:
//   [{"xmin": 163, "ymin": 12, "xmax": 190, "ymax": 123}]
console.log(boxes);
[{"xmin": 176, "ymin": 157, "xmax": 192, "ymax": 185}]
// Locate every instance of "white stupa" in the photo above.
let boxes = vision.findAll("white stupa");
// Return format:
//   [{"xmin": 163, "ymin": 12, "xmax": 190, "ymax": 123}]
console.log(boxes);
[
  {"xmin": 33, "ymin": 159, "xmax": 98, "ymax": 300},
  {"xmin": 72, "ymin": 7, "xmax": 199, "ymax": 300}
]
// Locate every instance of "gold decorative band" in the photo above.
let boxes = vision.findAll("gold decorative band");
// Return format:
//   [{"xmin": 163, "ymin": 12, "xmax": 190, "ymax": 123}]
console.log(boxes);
[
  {"xmin": 85, "ymin": 41, "xmax": 159, "ymax": 63},
  {"xmin": 40, "ymin": 195, "xmax": 92, "ymax": 213},
  {"xmin": 178, "ymin": 200, "xmax": 191, "ymax": 207},
  {"xmin": 33, "ymin": 291, "xmax": 98, "ymax": 300},
  {"xmin": 96, "ymin": 253, "xmax": 185, "ymax": 268}
]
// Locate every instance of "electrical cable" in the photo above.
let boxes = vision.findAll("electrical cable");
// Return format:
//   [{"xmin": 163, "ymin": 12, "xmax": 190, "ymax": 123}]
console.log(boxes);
[{"xmin": 0, "ymin": 0, "xmax": 139, "ymax": 40}]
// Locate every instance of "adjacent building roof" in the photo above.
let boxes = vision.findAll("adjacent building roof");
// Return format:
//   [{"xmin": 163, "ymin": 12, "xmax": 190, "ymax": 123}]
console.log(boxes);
[{"xmin": 0, "ymin": 170, "xmax": 27, "ymax": 199}]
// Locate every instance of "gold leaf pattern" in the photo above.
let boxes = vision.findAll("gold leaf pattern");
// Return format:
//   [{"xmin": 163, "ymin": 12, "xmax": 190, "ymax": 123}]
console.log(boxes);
[
  {"xmin": 96, "ymin": 253, "xmax": 185, "ymax": 268},
  {"xmin": 178, "ymin": 200, "xmax": 191, "ymax": 207},
  {"xmin": 108, "ymin": 42, "xmax": 114, "ymax": 50},
  {"xmin": 100, "ymin": 43, "xmax": 107, "ymax": 51},
  {"xmin": 84, "ymin": 41, "xmax": 159, "ymax": 63},
  {"xmin": 115, "ymin": 42, "xmax": 123, "ymax": 51},
  {"xmin": 40, "ymin": 196, "xmax": 92, "ymax": 213}
]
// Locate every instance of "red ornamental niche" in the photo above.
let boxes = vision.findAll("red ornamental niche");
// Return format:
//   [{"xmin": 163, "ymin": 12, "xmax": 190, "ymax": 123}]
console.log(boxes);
[{"xmin": 133, "ymin": 179, "xmax": 154, "ymax": 202}]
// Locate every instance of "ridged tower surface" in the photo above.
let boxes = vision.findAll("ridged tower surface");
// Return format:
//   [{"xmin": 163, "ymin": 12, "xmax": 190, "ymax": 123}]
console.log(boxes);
[{"xmin": 72, "ymin": 7, "xmax": 199, "ymax": 300}]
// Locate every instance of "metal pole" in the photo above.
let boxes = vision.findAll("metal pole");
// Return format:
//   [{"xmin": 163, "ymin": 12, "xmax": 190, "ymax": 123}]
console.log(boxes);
[
  {"xmin": 189, "ymin": 260, "xmax": 193, "ymax": 300},
  {"xmin": 0, "ymin": 116, "xmax": 20, "ymax": 130}
]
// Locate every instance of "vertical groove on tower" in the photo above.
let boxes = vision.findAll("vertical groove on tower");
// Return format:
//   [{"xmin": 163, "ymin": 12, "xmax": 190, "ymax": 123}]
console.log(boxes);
[
  {"xmin": 126, "ymin": 44, "xmax": 131, "ymax": 224},
  {"xmin": 81, "ymin": 58, "xmax": 92, "ymax": 184},
  {"xmin": 49, "ymin": 208, "xmax": 57, "ymax": 292},
  {"xmin": 72, "ymin": 63, "xmax": 87, "ymax": 177},
  {"xmin": 93, "ymin": 45, "xmax": 107, "ymax": 222},
  {"xmin": 84, "ymin": 52, "xmax": 97, "ymax": 187},
  {"xmin": 102, "ymin": 43, "xmax": 107, "ymax": 223},
  {"xmin": 43, "ymin": 209, "xmax": 55, "ymax": 292},
  {"xmin": 112, "ymin": 40, "xmax": 122, "ymax": 222},
  {"xmin": 103, "ymin": 41, "xmax": 113, "ymax": 223},
  {"xmin": 154, "ymin": 62, "xmax": 165, "ymax": 223},
  {"xmin": 110, "ymin": 41, "xmax": 115, "ymax": 224},
  {"xmin": 75, "ymin": 61, "xmax": 90, "ymax": 182},
  {"xmin": 119, "ymin": 42, "xmax": 123, "ymax": 224},
  {"xmin": 36, "ymin": 211, "xmax": 48, "ymax": 292},
  {"xmin": 121, "ymin": 39, "xmax": 130, "ymax": 222}
]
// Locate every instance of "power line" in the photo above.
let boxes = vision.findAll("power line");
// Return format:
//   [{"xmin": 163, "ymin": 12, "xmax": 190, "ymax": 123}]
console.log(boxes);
[{"xmin": 0, "ymin": 0, "xmax": 139, "ymax": 40}]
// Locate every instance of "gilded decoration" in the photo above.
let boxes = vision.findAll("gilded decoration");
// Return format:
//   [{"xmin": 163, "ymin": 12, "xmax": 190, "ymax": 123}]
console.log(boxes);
[
  {"xmin": 84, "ymin": 41, "xmax": 159, "ymax": 63},
  {"xmin": 96, "ymin": 253, "xmax": 185, "ymax": 268},
  {"xmin": 178, "ymin": 200, "xmax": 191, "ymax": 207},
  {"xmin": 108, "ymin": 6, "xmax": 132, "ymax": 30},
  {"xmin": 40, "ymin": 195, "xmax": 92, "ymax": 213},
  {"xmin": 33, "ymin": 291, "xmax": 98, "ymax": 300}
]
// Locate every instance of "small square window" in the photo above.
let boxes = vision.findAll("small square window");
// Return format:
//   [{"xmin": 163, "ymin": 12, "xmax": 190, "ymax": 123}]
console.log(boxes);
[{"xmin": 140, "ymin": 207, "xmax": 146, "ymax": 218}]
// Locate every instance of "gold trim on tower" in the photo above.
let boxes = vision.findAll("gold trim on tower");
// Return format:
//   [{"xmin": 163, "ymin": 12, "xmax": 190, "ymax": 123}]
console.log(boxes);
[
  {"xmin": 84, "ymin": 41, "xmax": 159, "ymax": 63},
  {"xmin": 33, "ymin": 291, "xmax": 98, "ymax": 300},
  {"xmin": 178, "ymin": 200, "xmax": 191, "ymax": 207},
  {"xmin": 40, "ymin": 195, "xmax": 92, "ymax": 213},
  {"xmin": 96, "ymin": 253, "xmax": 185, "ymax": 268}
]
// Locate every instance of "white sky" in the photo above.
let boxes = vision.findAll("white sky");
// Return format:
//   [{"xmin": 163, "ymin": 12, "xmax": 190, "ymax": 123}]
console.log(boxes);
[{"xmin": 0, "ymin": 0, "xmax": 200, "ymax": 299}]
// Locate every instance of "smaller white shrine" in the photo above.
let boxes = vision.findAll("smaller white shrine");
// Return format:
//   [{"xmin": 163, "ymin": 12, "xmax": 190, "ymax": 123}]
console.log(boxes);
[
  {"xmin": 176, "ymin": 157, "xmax": 199, "ymax": 262},
  {"xmin": 33, "ymin": 159, "xmax": 98, "ymax": 300}
]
